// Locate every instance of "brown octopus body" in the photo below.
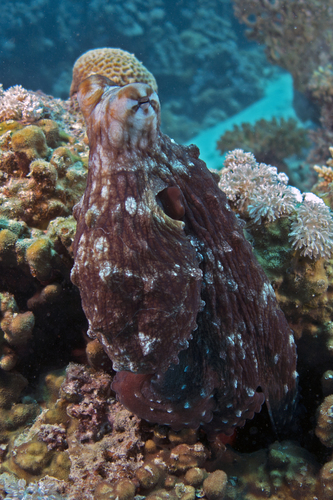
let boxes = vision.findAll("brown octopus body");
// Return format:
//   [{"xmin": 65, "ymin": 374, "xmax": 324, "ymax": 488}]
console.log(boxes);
[{"xmin": 71, "ymin": 74, "xmax": 297, "ymax": 434}]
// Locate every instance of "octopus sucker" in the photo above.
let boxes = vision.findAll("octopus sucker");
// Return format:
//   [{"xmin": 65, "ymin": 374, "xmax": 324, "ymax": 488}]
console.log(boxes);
[{"xmin": 72, "ymin": 74, "xmax": 297, "ymax": 434}]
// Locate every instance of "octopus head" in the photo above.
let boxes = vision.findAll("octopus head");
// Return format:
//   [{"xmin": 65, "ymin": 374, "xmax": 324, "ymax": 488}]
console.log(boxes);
[{"xmin": 78, "ymin": 74, "xmax": 161, "ymax": 152}]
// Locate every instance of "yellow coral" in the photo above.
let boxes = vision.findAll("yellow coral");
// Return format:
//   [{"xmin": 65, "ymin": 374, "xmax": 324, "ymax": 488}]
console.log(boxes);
[
  {"xmin": 25, "ymin": 238, "xmax": 55, "ymax": 281},
  {"xmin": 70, "ymin": 48, "xmax": 157, "ymax": 96},
  {"xmin": 11, "ymin": 125, "xmax": 50, "ymax": 165},
  {"xmin": 314, "ymin": 164, "xmax": 333, "ymax": 182}
]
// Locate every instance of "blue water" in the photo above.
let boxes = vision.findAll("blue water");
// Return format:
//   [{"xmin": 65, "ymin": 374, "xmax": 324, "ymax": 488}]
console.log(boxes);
[{"xmin": 0, "ymin": 0, "xmax": 277, "ymax": 142}]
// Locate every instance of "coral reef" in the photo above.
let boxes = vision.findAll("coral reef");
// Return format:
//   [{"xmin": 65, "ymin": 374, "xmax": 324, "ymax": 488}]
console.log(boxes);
[
  {"xmin": 232, "ymin": 0, "xmax": 333, "ymax": 173},
  {"xmin": 0, "ymin": 118, "xmax": 87, "ymax": 229},
  {"xmin": 0, "ymin": 212, "xmax": 85, "ymax": 376},
  {"xmin": 0, "ymin": 91, "xmax": 89, "ymax": 393},
  {"xmin": 217, "ymin": 148, "xmax": 333, "ymax": 498},
  {"xmin": 70, "ymin": 48, "xmax": 158, "ymax": 96},
  {"xmin": 3, "ymin": 39, "xmax": 333, "ymax": 499}
]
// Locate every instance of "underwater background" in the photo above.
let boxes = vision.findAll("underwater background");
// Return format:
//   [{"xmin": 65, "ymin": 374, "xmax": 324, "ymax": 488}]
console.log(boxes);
[{"xmin": 1, "ymin": 0, "xmax": 333, "ymax": 499}]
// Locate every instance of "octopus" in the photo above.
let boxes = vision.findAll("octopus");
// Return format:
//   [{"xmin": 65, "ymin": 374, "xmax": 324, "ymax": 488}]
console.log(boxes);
[{"xmin": 71, "ymin": 74, "xmax": 297, "ymax": 435}]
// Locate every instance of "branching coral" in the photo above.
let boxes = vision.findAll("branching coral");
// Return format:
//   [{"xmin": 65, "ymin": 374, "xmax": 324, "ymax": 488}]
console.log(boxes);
[{"xmin": 216, "ymin": 117, "xmax": 309, "ymax": 173}]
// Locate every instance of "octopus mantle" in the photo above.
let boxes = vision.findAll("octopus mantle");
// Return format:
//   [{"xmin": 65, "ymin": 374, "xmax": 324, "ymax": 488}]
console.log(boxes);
[{"xmin": 71, "ymin": 75, "xmax": 297, "ymax": 434}]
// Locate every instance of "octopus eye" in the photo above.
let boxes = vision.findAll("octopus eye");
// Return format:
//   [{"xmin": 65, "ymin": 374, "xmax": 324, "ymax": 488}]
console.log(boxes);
[{"xmin": 157, "ymin": 186, "xmax": 185, "ymax": 220}]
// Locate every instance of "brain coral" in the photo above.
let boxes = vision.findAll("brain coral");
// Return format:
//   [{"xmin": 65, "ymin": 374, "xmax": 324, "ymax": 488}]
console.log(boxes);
[{"xmin": 70, "ymin": 48, "xmax": 158, "ymax": 96}]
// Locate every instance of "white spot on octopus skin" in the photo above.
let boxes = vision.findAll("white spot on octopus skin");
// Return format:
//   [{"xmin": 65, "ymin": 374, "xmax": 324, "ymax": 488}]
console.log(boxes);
[
  {"xmin": 138, "ymin": 331, "xmax": 156, "ymax": 356},
  {"xmin": 99, "ymin": 262, "xmax": 112, "ymax": 282},
  {"xmin": 101, "ymin": 185, "xmax": 108, "ymax": 199},
  {"xmin": 94, "ymin": 236, "xmax": 108, "ymax": 252},
  {"xmin": 125, "ymin": 196, "xmax": 137, "ymax": 215}
]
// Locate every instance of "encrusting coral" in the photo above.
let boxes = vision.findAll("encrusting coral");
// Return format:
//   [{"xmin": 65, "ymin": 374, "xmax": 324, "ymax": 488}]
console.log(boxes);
[
  {"xmin": 0, "ymin": 119, "xmax": 87, "ymax": 229},
  {"xmin": 0, "ymin": 85, "xmax": 90, "ymax": 401}
]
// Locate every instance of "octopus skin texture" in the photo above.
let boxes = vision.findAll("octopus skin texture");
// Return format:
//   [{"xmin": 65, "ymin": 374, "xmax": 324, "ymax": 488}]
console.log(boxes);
[{"xmin": 71, "ymin": 74, "xmax": 297, "ymax": 435}]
